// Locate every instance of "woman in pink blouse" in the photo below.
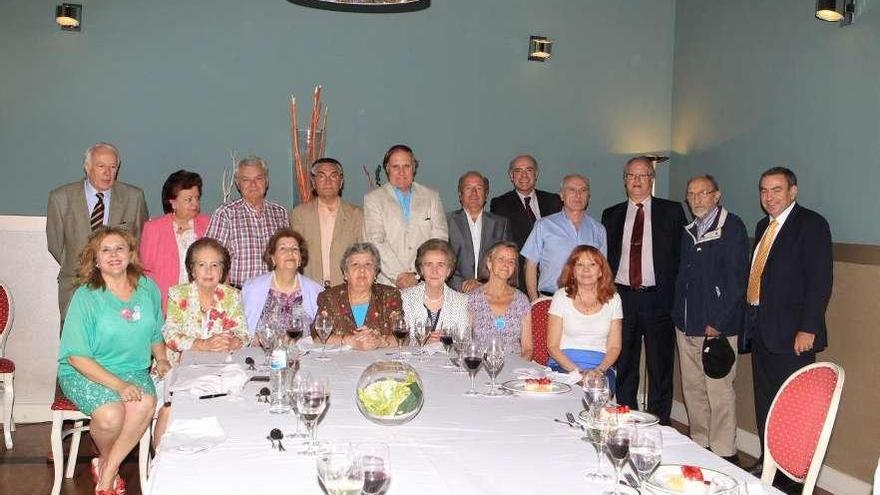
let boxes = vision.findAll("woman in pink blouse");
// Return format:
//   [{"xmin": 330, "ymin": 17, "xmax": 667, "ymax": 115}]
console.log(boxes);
[{"xmin": 139, "ymin": 170, "xmax": 210, "ymax": 313}]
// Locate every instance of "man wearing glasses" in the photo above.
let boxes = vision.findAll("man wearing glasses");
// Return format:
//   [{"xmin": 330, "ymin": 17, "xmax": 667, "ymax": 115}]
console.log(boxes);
[
  {"xmin": 672, "ymin": 175, "xmax": 749, "ymax": 464},
  {"xmin": 601, "ymin": 155, "xmax": 686, "ymax": 425},
  {"xmin": 290, "ymin": 158, "xmax": 364, "ymax": 287},
  {"xmin": 489, "ymin": 154, "xmax": 562, "ymax": 290}
]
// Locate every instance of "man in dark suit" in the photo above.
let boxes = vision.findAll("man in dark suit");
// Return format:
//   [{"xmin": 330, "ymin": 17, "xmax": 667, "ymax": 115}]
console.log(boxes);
[
  {"xmin": 447, "ymin": 171, "xmax": 512, "ymax": 292},
  {"xmin": 47, "ymin": 142, "xmax": 148, "ymax": 319},
  {"xmin": 744, "ymin": 167, "xmax": 832, "ymax": 474},
  {"xmin": 489, "ymin": 154, "xmax": 562, "ymax": 290},
  {"xmin": 601, "ymin": 156, "xmax": 687, "ymax": 425}
]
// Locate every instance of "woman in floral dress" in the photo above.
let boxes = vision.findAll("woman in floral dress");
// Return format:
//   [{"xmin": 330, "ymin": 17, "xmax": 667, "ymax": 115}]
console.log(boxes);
[{"xmin": 468, "ymin": 240, "xmax": 533, "ymax": 359}]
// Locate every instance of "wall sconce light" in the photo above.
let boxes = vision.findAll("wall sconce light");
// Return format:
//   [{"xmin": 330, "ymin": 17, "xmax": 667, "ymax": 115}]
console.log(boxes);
[
  {"xmin": 528, "ymin": 35, "xmax": 553, "ymax": 62},
  {"xmin": 816, "ymin": 0, "xmax": 857, "ymax": 26},
  {"xmin": 55, "ymin": 3, "xmax": 82, "ymax": 31}
]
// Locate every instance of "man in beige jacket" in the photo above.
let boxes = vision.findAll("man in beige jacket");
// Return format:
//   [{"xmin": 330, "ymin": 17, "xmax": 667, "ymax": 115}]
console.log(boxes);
[
  {"xmin": 47, "ymin": 142, "xmax": 148, "ymax": 319},
  {"xmin": 290, "ymin": 158, "xmax": 364, "ymax": 287},
  {"xmin": 363, "ymin": 144, "xmax": 447, "ymax": 288}
]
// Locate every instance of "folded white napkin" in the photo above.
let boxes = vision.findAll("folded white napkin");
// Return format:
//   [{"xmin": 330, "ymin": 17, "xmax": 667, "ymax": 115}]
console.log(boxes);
[
  {"xmin": 170, "ymin": 364, "xmax": 248, "ymax": 397},
  {"xmin": 161, "ymin": 416, "xmax": 226, "ymax": 454},
  {"xmin": 421, "ymin": 342, "xmax": 445, "ymax": 355},
  {"xmin": 546, "ymin": 371, "xmax": 581, "ymax": 385}
]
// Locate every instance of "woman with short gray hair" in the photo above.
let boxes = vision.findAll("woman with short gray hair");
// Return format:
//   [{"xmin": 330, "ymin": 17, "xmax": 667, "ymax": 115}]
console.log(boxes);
[
  {"xmin": 400, "ymin": 239, "xmax": 469, "ymax": 341},
  {"xmin": 315, "ymin": 242, "xmax": 402, "ymax": 350}
]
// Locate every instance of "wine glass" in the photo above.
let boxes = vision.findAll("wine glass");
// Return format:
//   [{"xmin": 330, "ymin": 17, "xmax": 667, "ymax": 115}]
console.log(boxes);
[
  {"xmin": 451, "ymin": 324, "xmax": 472, "ymax": 374},
  {"xmin": 314, "ymin": 314, "xmax": 333, "ymax": 361},
  {"xmin": 482, "ymin": 335, "xmax": 506, "ymax": 396},
  {"xmin": 411, "ymin": 319, "xmax": 428, "ymax": 360},
  {"xmin": 391, "ymin": 317, "xmax": 409, "ymax": 361},
  {"xmin": 316, "ymin": 442, "xmax": 363, "ymax": 495},
  {"xmin": 255, "ymin": 323, "xmax": 277, "ymax": 366},
  {"xmin": 582, "ymin": 410, "xmax": 614, "ymax": 482},
  {"xmin": 439, "ymin": 324, "xmax": 457, "ymax": 369},
  {"xmin": 461, "ymin": 341, "xmax": 483, "ymax": 396},
  {"xmin": 603, "ymin": 422, "xmax": 634, "ymax": 495},
  {"xmin": 285, "ymin": 315, "xmax": 304, "ymax": 346},
  {"xmin": 355, "ymin": 442, "xmax": 391, "ymax": 495},
  {"xmin": 630, "ymin": 425, "xmax": 663, "ymax": 489},
  {"xmin": 583, "ymin": 372, "xmax": 611, "ymax": 413},
  {"xmin": 286, "ymin": 370, "xmax": 308, "ymax": 439},
  {"xmin": 297, "ymin": 375, "xmax": 329, "ymax": 456}
]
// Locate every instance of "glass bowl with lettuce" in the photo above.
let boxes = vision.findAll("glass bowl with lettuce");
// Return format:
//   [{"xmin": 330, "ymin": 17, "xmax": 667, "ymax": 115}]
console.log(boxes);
[{"xmin": 355, "ymin": 361, "xmax": 424, "ymax": 426}]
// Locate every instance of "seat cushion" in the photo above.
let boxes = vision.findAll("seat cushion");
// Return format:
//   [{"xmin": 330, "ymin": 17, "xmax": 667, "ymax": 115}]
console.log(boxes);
[
  {"xmin": 0, "ymin": 358, "xmax": 13, "ymax": 373},
  {"xmin": 51, "ymin": 395, "xmax": 81, "ymax": 411}
]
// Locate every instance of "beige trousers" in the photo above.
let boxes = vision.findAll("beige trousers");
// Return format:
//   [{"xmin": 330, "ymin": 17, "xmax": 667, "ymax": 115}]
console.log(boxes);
[{"xmin": 675, "ymin": 331, "xmax": 738, "ymax": 457}]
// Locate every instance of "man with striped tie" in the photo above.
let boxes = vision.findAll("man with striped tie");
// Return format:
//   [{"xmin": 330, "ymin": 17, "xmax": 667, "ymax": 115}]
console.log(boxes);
[{"xmin": 47, "ymin": 142, "xmax": 148, "ymax": 319}]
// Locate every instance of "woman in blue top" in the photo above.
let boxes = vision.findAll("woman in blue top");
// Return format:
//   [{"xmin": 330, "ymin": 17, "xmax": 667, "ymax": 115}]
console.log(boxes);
[
  {"xmin": 58, "ymin": 227, "xmax": 170, "ymax": 495},
  {"xmin": 314, "ymin": 242, "xmax": 401, "ymax": 350}
]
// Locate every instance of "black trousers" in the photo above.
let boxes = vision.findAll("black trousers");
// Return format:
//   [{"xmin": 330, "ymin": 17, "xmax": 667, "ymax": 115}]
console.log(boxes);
[
  {"xmin": 748, "ymin": 307, "xmax": 815, "ymax": 446},
  {"xmin": 615, "ymin": 288, "xmax": 675, "ymax": 425}
]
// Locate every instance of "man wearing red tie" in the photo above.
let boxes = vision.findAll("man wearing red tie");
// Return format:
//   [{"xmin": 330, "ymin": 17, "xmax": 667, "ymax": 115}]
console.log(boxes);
[
  {"xmin": 601, "ymin": 156, "xmax": 686, "ymax": 425},
  {"xmin": 744, "ymin": 167, "xmax": 832, "ymax": 476}
]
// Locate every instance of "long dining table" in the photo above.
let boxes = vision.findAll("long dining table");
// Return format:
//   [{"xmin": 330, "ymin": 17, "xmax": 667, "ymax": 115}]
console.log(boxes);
[{"xmin": 147, "ymin": 346, "xmax": 778, "ymax": 495}]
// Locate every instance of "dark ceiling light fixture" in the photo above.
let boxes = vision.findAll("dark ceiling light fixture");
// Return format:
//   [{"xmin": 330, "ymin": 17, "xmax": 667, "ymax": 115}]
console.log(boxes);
[
  {"xmin": 816, "ymin": 0, "xmax": 858, "ymax": 26},
  {"xmin": 528, "ymin": 35, "xmax": 553, "ymax": 62},
  {"xmin": 287, "ymin": 0, "xmax": 430, "ymax": 13},
  {"xmin": 55, "ymin": 3, "xmax": 82, "ymax": 31}
]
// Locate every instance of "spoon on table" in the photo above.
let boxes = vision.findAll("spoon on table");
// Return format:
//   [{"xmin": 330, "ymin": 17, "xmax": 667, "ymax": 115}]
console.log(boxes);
[{"xmin": 269, "ymin": 428, "xmax": 285, "ymax": 451}]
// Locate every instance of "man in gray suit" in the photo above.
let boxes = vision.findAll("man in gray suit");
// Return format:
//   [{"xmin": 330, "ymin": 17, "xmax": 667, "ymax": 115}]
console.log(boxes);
[
  {"xmin": 447, "ymin": 171, "xmax": 512, "ymax": 292},
  {"xmin": 47, "ymin": 142, "xmax": 148, "ymax": 318}
]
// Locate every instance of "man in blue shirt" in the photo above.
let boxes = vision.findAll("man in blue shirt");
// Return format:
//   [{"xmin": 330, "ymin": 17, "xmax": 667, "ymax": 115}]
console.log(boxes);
[{"xmin": 521, "ymin": 174, "xmax": 607, "ymax": 301}]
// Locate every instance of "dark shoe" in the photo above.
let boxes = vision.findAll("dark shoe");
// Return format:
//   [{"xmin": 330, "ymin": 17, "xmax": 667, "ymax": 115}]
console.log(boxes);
[
  {"xmin": 721, "ymin": 454, "xmax": 740, "ymax": 466},
  {"xmin": 746, "ymin": 459, "xmax": 763, "ymax": 477}
]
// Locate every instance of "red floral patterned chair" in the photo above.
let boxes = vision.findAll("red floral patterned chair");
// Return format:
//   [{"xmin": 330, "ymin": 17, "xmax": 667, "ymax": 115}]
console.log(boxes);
[
  {"xmin": 761, "ymin": 362, "xmax": 845, "ymax": 495},
  {"xmin": 0, "ymin": 280, "xmax": 15, "ymax": 450},
  {"xmin": 530, "ymin": 297, "xmax": 552, "ymax": 365}
]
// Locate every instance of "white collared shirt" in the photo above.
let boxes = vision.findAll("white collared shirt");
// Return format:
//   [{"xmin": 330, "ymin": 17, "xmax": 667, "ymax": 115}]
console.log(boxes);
[
  {"xmin": 614, "ymin": 196, "xmax": 656, "ymax": 287},
  {"xmin": 516, "ymin": 190, "xmax": 541, "ymax": 219},
  {"xmin": 750, "ymin": 201, "xmax": 796, "ymax": 266},
  {"xmin": 466, "ymin": 211, "xmax": 483, "ymax": 272},
  {"xmin": 83, "ymin": 179, "xmax": 111, "ymax": 225}
]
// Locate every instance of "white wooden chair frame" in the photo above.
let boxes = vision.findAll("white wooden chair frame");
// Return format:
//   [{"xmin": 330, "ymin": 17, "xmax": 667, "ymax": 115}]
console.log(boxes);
[
  {"xmin": 0, "ymin": 280, "xmax": 15, "ymax": 450},
  {"xmin": 760, "ymin": 361, "xmax": 845, "ymax": 495}
]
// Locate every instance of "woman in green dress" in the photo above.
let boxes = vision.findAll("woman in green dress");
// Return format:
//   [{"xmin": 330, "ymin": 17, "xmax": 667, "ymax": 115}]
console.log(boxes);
[{"xmin": 58, "ymin": 227, "xmax": 170, "ymax": 495}]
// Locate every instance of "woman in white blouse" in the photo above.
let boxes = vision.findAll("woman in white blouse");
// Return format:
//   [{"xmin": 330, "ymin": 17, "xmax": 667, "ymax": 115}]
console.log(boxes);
[
  {"xmin": 400, "ymin": 239, "xmax": 469, "ymax": 339},
  {"xmin": 546, "ymin": 245, "xmax": 622, "ymax": 386}
]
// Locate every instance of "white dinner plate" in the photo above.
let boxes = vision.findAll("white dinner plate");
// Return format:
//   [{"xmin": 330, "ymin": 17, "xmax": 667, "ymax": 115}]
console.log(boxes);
[
  {"xmin": 501, "ymin": 379, "xmax": 571, "ymax": 396},
  {"xmin": 577, "ymin": 408, "xmax": 660, "ymax": 426},
  {"xmin": 644, "ymin": 464, "xmax": 739, "ymax": 494}
]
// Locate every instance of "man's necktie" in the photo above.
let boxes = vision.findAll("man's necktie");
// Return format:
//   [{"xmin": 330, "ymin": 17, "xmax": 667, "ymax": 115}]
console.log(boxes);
[
  {"xmin": 629, "ymin": 203, "xmax": 644, "ymax": 289},
  {"xmin": 90, "ymin": 192, "xmax": 105, "ymax": 231},
  {"xmin": 747, "ymin": 219, "xmax": 779, "ymax": 305},
  {"xmin": 523, "ymin": 196, "xmax": 537, "ymax": 224}
]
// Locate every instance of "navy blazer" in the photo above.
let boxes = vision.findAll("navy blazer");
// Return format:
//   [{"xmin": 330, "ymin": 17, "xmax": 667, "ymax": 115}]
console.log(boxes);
[
  {"xmin": 489, "ymin": 189, "xmax": 562, "ymax": 249},
  {"xmin": 745, "ymin": 204, "xmax": 832, "ymax": 354},
  {"xmin": 672, "ymin": 208, "xmax": 749, "ymax": 337},
  {"xmin": 601, "ymin": 197, "xmax": 687, "ymax": 310}
]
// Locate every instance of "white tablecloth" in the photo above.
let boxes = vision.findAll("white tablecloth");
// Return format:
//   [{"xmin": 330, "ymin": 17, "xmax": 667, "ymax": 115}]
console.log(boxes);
[{"xmin": 148, "ymin": 348, "xmax": 778, "ymax": 495}]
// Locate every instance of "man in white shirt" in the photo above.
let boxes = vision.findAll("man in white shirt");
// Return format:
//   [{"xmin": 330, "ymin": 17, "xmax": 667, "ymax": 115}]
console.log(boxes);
[{"xmin": 447, "ymin": 171, "xmax": 511, "ymax": 291}]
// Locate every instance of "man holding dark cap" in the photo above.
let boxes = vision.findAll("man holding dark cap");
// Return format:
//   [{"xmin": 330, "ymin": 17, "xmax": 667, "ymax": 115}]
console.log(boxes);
[{"xmin": 672, "ymin": 175, "xmax": 749, "ymax": 464}]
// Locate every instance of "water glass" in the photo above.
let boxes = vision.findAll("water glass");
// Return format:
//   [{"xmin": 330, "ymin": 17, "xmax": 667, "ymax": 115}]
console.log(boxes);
[
  {"xmin": 630, "ymin": 425, "xmax": 663, "ymax": 488},
  {"xmin": 482, "ymin": 336, "xmax": 506, "ymax": 396},
  {"xmin": 316, "ymin": 442, "xmax": 363, "ymax": 495},
  {"xmin": 314, "ymin": 314, "xmax": 333, "ymax": 361}
]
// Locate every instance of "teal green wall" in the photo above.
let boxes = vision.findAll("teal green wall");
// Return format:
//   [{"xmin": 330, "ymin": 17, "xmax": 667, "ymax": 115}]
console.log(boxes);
[
  {"xmin": 1, "ymin": 0, "xmax": 675, "ymax": 217},
  {"xmin": 671, "ymin": 0, "xmax": 880, "ymax": 244}
]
